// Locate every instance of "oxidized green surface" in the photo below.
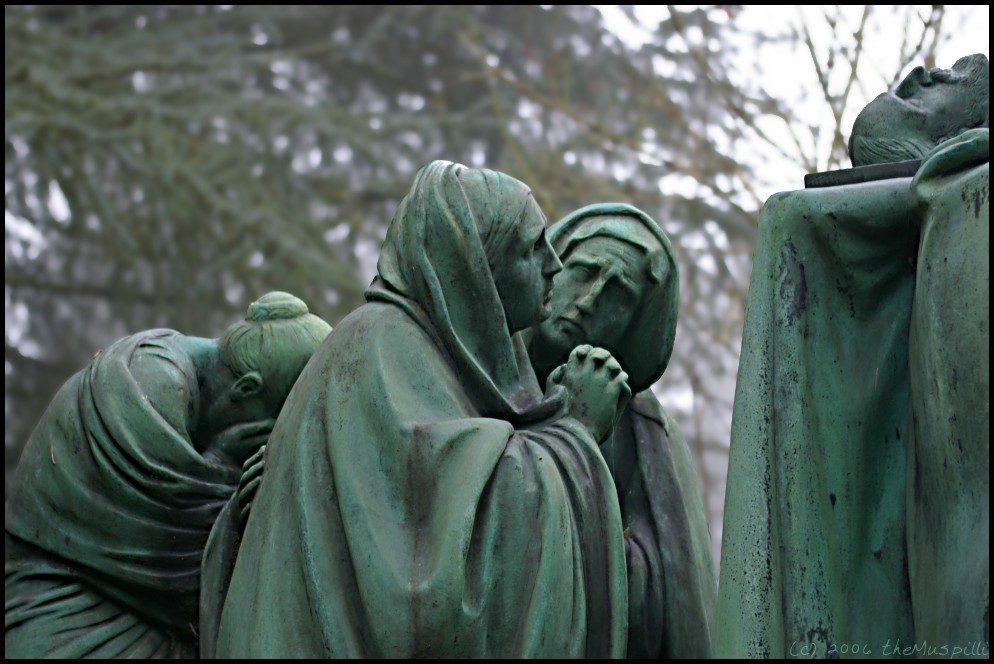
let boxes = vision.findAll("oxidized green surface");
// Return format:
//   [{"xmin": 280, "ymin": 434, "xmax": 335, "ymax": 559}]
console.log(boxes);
[
  {"xmin": 718, "ymin": 55, "xmax": 989, "ymax": 658},
  {"xmin": 717, "ymin": 171, "xmax": 919, "ymax": 658},
  {"xmin": 215, "ymin": 162, "xmax": 632, "ymax": 658},
  {"xmin": 4, "ymin": 293, "xmax": 330, "ymax": 658},
  {"xmin": 528, "ymin": 204, "xmax": 716, "ymax": 658},
  {"xmin": 907, "ymin": 128, "xmax": 989, "ymax": 650}
]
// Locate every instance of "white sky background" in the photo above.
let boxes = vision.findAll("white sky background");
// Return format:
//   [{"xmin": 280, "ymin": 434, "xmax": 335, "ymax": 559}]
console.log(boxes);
[
  {"xmin": 598, "ymin": 4, "xmax": 990, "ymax": 569},
  {"xmin": 599, "ymin": 5, "xmax": 991, "ymax": 201}
]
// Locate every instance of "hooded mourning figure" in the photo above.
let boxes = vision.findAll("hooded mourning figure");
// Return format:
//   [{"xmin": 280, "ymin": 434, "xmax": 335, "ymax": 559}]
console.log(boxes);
[
  {"xmin": 527, "ymin": 203, "xmax": 716, "ymax": 659},
  {"xmin": 5, "ymin": 292, "xmax": 331, "ymax": 658},
  {"xmin": 215, "ymin": 161, "xmax": 632, "ymax": 658}
]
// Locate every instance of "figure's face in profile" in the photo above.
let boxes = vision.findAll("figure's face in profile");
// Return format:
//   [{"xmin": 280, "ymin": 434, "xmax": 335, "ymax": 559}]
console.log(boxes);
[
  {"xmin": 535, "ymin": 235, "xmax": 650, "ymax": 362},
  {"xmin": 850, "ymin": 54, "xmax": 988, "ymax": 166},
  {"xmin": 492, "ymin": 198, "xmax": 562, "ymax": 334}
]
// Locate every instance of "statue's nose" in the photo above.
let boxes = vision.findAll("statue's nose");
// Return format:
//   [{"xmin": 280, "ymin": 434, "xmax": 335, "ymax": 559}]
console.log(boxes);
[{"xmin": 896, "ymin": 66, "xmax": 932, "ymax": 98}]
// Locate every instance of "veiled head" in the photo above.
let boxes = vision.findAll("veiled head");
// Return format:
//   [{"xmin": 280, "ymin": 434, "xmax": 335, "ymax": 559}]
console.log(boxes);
[
  {"xmin": 370, "ymin": 160, "xmax": 563, "ymax": 417},
  {"xmin": 530, "ymin": 203, "xmax": 678, "ymax": 393}
]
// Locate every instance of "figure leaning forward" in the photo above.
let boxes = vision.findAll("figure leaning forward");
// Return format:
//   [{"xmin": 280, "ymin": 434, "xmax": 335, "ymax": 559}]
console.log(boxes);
[{"xmin": 5, "ymin": 292, "xmax": 331, "ymax": 658}]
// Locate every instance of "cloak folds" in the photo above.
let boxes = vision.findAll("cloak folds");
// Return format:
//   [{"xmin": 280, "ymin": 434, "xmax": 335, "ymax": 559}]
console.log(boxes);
[
  {"xmin": 905, "ymin": 129, "xmax": 988, "ymax": 650},
  {"xmin": 215, "ymin": 162, "xmax": 628, "ymax": 658},
  {"xmin": 615, "ymin": 393, "xmax": 717, "ymax": 659},
  {"xmin": 717, "ymin": 129, "xmax": 989, "ymax": 657},
  {"xmin": 717, "ymin": 173, "xmax": 918, "ymax": 659},
  {"xmin": 5, "ymin": 330, "xmax": 239, "ymax": 658}
]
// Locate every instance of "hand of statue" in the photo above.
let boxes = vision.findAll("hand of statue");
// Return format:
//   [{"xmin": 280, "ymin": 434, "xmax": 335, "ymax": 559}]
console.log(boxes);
[
  {"xmin": 205, "ymin": 419, "xmax": 276, "ymax": 468},
  {"xmin": 237, "ymin": 444, "xmax": 266, "ymax": 526},
  {"xmin": 549, "ymin": 344, "xmax": 631, "ymax": 443}
]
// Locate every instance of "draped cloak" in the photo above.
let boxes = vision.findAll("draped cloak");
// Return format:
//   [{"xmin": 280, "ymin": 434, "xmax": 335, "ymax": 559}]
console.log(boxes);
[
  {"xmin": 544, "ymin": 204, "xmax": 717, "ymax": 659},
  {"xmin": 5, "ymin": 330, "xmax": 239, "ymax": 658},
  {"xmin": 214, "ymin": 162, "xmax": 628, "ymax": 658},
  {"xmin": 717, "ymin": 129, "xmax": 988, "ymax": 657},
  {"xmin": 607, "ymin": 393, "xmax": 717, "ymax": 659}
]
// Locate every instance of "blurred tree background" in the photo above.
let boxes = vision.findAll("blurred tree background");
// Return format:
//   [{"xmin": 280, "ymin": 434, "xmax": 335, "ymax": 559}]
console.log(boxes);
[{"xmin": 5, "ymin": 5, "xmax": 988, "ymax": 560}]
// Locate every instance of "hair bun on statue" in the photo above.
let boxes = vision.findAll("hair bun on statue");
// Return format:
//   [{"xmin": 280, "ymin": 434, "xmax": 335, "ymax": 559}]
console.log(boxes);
[{"xmin": 247, "ymin": 291, "xmax": 309, "ymax": 322}]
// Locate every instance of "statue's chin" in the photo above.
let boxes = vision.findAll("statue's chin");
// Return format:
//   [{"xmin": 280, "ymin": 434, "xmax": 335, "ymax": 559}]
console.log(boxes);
[{"xmin": 849, "ymin": 94, "xmax": 939, "ymax": 167}]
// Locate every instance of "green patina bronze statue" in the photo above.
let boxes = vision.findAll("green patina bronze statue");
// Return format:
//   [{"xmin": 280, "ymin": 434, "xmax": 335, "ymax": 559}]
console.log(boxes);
[
  {"xmin": 717, "ymin": 54, "xmax": 989, "ymax": 658},
  {"xmin": 526, "ymin": 203, "xmax": 717, "ymax": 659},
  {"xmin": 206, "ymin": 199, "xmax": 715, "ymax": 659},
  {"xmin": 214, "ymin": 161, "xmax": 634, "ymax": 658},
  {"xmin": 5, "ymin": 292, "xmax": 332, "ymax": 658}
]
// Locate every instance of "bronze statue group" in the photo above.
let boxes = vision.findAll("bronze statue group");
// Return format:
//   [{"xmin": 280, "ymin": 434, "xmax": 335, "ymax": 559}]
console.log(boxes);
[{"xmin": 5, "ymin": 54, "xmax": 989, "ymax": 659}]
